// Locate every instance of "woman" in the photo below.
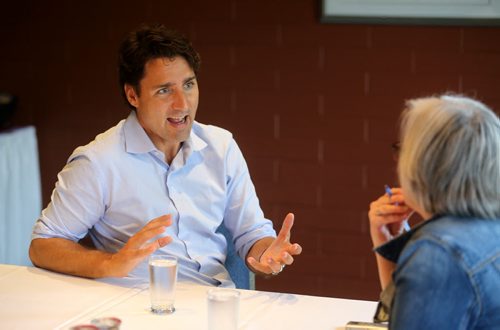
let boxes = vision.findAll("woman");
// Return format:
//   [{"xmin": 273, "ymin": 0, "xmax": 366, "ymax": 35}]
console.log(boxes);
[{"xmin": 369, "ymin": 94, "xmax": 500, "ymax": 329}]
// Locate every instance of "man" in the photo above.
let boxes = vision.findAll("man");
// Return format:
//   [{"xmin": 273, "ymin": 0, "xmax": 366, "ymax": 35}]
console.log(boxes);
[{"xmin": 29, "ymin": 24, "xmax": 302, "ymax": 287}]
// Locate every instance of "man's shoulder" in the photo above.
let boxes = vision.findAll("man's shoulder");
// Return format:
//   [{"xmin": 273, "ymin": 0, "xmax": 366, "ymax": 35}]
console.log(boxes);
[{"xmin": 69, "ymin": 119, "xmax": 127, "ymax": 162}]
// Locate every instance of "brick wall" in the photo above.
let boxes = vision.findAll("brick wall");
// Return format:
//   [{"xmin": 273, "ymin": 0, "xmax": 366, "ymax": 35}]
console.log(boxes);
[{"xmin": 1, "ymin": 0, "xmax": 499, "ymax": 300}]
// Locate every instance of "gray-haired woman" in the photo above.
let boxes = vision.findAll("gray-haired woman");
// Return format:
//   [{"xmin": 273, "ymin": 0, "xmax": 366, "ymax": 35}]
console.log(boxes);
[{"xmin": 368, "ymin": 94, "xmax": 500, "ymax": 329}]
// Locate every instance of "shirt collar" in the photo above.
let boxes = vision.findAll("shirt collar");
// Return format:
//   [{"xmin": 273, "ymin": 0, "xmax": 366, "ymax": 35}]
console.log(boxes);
[
  {"xmin": 182, "ymin": 125, "xmax": 207, "ymax": 156},
  {"xmin": 374, "ymin": 214, "xmax": 442, "ymax": 263},
  {"xmin": 123, "ymin": 111, "xmax": 207, "ymax": 155},
  {"xmin": 123, "ymin": 111, "xmax": 156, "ymax": 154}
]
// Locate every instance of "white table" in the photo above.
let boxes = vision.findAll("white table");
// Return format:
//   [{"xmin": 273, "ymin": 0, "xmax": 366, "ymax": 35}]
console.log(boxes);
[{"xmin": 0, "ymin": 264, "xmax": 377, "ymax": 329}]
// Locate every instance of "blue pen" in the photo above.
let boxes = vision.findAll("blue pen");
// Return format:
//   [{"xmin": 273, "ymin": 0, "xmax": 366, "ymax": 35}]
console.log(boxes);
[{"xmin": 384, "ymin": 184, "xmax": 411, "ymax": 232}]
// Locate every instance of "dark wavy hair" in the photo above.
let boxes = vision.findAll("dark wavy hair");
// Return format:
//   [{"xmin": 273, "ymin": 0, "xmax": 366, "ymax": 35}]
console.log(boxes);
[{"xmin": 118, "ymin": 23, "xmax": 201, "ymax": 109}]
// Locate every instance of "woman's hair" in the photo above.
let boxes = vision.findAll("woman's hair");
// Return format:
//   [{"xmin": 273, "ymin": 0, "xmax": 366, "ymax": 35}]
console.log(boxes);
[
  {"xmin": 118, "ymin": 23, "xmax": 201, "ymax": 109},
  {"xmin": 398, "ymin": 94, "xmax": 500, "ymax": 219}
]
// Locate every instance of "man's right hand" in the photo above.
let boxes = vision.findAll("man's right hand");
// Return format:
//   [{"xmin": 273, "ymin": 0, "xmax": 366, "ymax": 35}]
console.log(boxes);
[
  {"xmin": 106, "ymin": 214, "xmax": 173, "ymax": 277},
  {"xmin": 29, "ymin": 214, "xmax": 173, "ymax": 279}
]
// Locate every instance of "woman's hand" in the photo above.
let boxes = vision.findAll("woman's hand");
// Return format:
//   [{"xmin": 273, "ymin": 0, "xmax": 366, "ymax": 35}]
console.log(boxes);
[{"xmin": 369, "ymin": 188, "xmax": 413, "ymax": 248}]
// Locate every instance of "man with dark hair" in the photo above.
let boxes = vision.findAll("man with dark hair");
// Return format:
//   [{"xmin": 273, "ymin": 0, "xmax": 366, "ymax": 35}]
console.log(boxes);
[{"xmin": 29, "ymin": 24, "xmax": 301, "ymax": 287}]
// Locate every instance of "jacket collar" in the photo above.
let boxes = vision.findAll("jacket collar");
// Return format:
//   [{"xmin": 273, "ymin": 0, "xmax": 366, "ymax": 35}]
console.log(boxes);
[{"xmin": 374, "ymin": 215, "xmax": 441, "ymax": 263}]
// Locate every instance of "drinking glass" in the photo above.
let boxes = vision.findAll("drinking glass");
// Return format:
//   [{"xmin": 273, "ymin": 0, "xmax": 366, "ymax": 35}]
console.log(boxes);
[
  {"xmin": 207, "ymin": 288, "xmax": 240, "ymax": 330},
  {"xmin": 149, "ymin": 255, "xmax": 178, "ymax": 314}
]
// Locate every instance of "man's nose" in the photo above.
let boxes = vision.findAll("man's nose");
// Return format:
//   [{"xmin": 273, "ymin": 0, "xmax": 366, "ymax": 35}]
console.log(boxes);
[{"xmin": 172, "ymin": 90, "xmax": 188, "ymax": 110}]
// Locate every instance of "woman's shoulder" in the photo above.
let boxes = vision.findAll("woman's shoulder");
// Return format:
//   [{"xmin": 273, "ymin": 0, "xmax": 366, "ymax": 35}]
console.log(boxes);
[
  {"xmin": 416, "ymin": 215, "xmax": 500, "ymax": 242},
  {"xmin": 409, "ymin": 215, "xmax": 500, "ymax": 271}
]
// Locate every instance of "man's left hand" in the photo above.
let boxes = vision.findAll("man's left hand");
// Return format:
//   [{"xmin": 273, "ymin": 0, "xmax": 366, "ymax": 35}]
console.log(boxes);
[{"xmin": 247, "ymin": 213, "xmax": 302, "ymax": 275}]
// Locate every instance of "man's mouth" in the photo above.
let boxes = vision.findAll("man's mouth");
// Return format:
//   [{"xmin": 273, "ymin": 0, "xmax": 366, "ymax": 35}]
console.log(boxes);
[{"xmin": 167, "ymin": 115, "xmax": 188, "ymax": 125}]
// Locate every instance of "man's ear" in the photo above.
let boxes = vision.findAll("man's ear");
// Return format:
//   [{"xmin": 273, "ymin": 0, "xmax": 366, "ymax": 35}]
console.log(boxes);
[{"xmin": 124, "ymin": 84, "xmax": 139, "ymax": 108}]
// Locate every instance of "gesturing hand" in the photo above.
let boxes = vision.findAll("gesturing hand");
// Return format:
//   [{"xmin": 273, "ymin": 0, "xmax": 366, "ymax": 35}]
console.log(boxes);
[
  {"xmin": 247, "ymin": 213, "xmax": 302, "ymax": 275},
  {"xmin": 107, "ymin": 214, "xmax": 173, "ymax": 277},
  {"xmin": 368, "ymin": 188, "xmax": 413, "ymax": 248}
]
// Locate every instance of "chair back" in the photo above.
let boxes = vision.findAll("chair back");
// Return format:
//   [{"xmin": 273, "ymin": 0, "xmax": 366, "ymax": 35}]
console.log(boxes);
[{"xmin": 216, "ymin": 224, "xmax": 255, "ymax": 290}]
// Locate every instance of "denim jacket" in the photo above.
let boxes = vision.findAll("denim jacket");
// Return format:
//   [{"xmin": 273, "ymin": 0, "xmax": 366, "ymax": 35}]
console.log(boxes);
[{"xmin": 374, "ymin": 214, "xmax": 500, "ymax": 330}]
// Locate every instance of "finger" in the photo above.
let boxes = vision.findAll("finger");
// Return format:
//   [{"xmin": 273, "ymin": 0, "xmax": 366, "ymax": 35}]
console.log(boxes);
[
  {"xmin": 143, "ymin": 235, "xmax": 173, "ymax": 254},
  {"xmin": 266, "ymin": 257, "xmax": 283, "ymax": 274},
  {"xmin": 137, "ymin": 237, "xmax": 172, "ymax": 256},
  {"xmin": 373, "ymin": 194, "xmax": 390, "ymax": 205},
  {"xmin": 128, "ymin": 225, "xmax": 167, "ymax": 248},
  {"xmin": 373, "ymin": 214, "xmax": 409, "ymax": 226},
  {"xmin": 122, "ymin": 241, "xmax": 157, "ymax": 261},
  {"xmin": 132, "ymin": 216, "xmax": 172, "ymax": 243},
  {"xmin": 136, "ymin": 215, "xmax": 172, "ymax": 239},
  {"xmin": 157, "ymin": 236, "xmax": 173, "ymax": 248},
  {"xmin": 276, "ymin": 213, "xmax": 294, "ymax": 242},
  {"xmin": 388, "ymin": 194, "xmax": 406, "ymax": 205},
  {"xmin": 289, "ymin": 243, "xmax": 302, "ymax": 255},
  {"xmin": 371, "ymin": 204, "xmax": 409, "ymax": 218},
  {"xmin": 281, "ymin": 252, "xmax": 294, "ymax": 265},
  {"xmin": 369, "ymin": 198, "xmax": 386, "ymax": 213},
  {"xmin": 369, "ymin": 209, "xmax": 407, "ymax": 227},
  {"xmin": 143, "ymin": 214, "xmax": 172, "ymax": 230},
  {"xmin": 390, "ymin": 187, "xmax": 404, "ymax": 195},
  {"xmin": 248, "ymin": 256, "xmax": 283, "ymax": 275},
  {"xmin": 247, "ymin": 257, "xmax": 272, "ymax": 274},
  {"xmin": 372, "ymin": 193, "xmax": 404, "ymax": 208}
]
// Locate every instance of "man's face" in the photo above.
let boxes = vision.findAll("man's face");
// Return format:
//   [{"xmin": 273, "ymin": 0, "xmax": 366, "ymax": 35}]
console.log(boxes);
[{"xmin": 125, "ymin": 56, "xmax": 199, "ymax": 155}]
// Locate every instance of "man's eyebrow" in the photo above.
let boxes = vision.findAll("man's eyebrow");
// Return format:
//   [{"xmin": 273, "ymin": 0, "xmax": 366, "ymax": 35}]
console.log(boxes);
[
  {"xmin": 184, "ymin": 76, "xmax": 197, "ymax": 83},
  {"xmin": 152, "ymin": 76, "xmax": 196, "ymax": 89},
  {"xmin": 153, "ymin": 82, "xmax": 174, "ymax": 89}
]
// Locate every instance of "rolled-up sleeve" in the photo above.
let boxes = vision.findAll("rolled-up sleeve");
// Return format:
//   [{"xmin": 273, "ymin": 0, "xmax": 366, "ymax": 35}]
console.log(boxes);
[
  {"xmin": 222, "ymin": 139, "xmax": 276, "ymax": 261},
  {"xmin": 32, "ymin": 151, "xmax": 106, "ymax": 241}
]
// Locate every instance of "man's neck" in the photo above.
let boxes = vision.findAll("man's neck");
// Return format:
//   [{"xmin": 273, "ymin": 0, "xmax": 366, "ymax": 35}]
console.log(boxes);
[{"xmin": 163, "ymin": 143, "xmax": 182, "ymax": 165}]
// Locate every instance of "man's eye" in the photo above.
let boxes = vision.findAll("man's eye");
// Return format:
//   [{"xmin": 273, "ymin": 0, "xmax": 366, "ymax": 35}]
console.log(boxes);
[
  {"xmin": 158, "ymin": 88, "xmax": 170, "ymax": 94},
  {"xmin": 184, "ymin": 81, "xmax": 195, "ymax": 89}
]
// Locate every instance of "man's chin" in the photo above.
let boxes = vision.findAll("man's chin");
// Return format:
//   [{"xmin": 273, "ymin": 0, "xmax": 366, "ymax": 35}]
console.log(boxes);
[{"xmin": 171, "ymin": 131, "xmax": 192, "ymax": 144}]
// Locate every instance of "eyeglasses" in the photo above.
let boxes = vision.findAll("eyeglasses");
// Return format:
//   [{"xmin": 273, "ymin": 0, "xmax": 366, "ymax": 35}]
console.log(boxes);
[{"xmin": 391, "ymin": 141, "xmax": 400, "ymax": 161}]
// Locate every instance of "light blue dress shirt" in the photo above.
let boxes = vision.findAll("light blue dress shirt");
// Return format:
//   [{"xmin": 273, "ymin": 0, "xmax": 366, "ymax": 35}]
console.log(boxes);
[{"xmin": 32, "ymin": 111, "xmax": 276, "ymax": 287}]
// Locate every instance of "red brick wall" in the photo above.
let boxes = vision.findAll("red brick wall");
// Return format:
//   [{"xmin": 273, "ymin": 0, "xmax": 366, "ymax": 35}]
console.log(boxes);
[{"xmin": 2, "ymin": 1, "xmax": 499, "ymax": 300}]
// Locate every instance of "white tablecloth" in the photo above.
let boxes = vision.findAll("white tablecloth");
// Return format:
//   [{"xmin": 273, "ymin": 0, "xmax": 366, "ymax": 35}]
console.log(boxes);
[
  {"xmin": 0, "ymin": 264, "xmax": 378, "ymax": 330},
  {"xmin": 0, "ymin": 126, "xmax": 41, "ymax": 266}
]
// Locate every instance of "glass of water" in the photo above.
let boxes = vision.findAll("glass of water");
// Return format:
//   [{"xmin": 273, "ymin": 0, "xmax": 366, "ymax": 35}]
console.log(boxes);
[
  {"xmin": 207, "ymin": 288, "xmax": 240, "ymax": 330},
  {"xmin": 149, "ymin": 255, "xmax": 178, "ymax": 314}
]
